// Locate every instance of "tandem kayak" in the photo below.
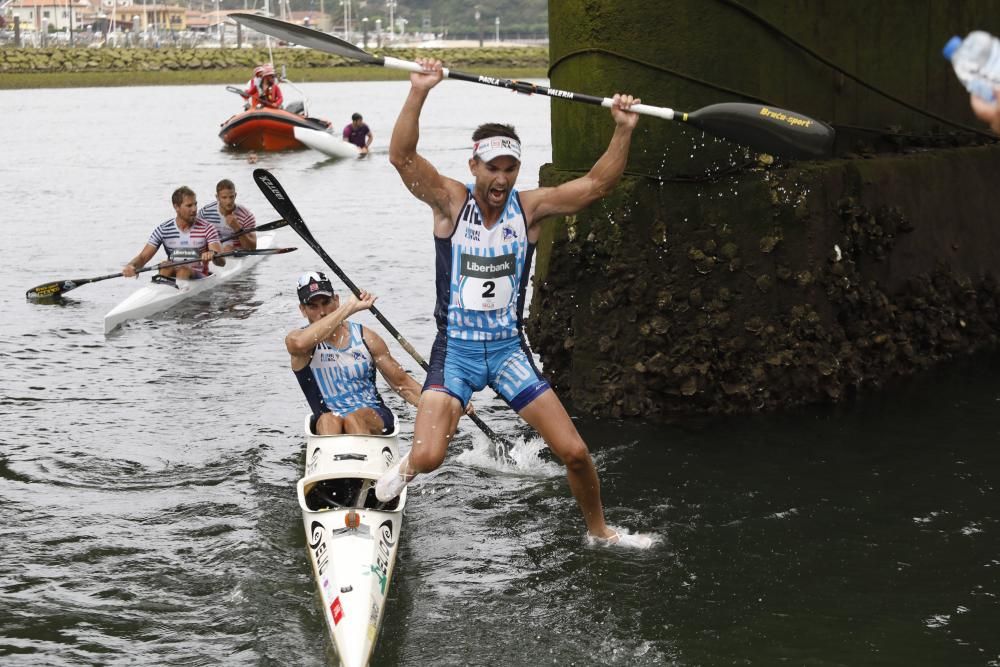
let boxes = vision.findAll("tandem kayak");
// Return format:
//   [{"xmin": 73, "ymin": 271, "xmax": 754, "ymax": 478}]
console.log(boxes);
[
  {"xmin": 297, "ymin": 415, "xmax": 405, "ymax": 667},
  {"xmin": 219, "ymin": 107, "xmax": 359, "ymax": 159},
  {"xmin": 103, "ymin": 231, "xmax": 276, "ymax": 334}
]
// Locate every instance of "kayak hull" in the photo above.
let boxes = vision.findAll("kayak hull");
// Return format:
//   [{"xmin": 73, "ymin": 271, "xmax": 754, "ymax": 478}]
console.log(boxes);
[
  {"xmin": 103, "ymin": 232, "xmax": 276, "ymax": 334},
  {"xmin": 298, "ymin": 415, "xmax": 405, "ymax": 667},
  {"xmin": 219, "ymin": 108, "xmax": 333, "ymax": 152},
  {"xmin": 293, "ymin": 126, "xmax": 362, "ymax": 160}
]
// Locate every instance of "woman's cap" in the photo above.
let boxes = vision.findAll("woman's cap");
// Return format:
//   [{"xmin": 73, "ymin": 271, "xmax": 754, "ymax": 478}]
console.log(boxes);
[{"xmin": 297, "ymin": 271, "xmax": 334, "ymax": 304}]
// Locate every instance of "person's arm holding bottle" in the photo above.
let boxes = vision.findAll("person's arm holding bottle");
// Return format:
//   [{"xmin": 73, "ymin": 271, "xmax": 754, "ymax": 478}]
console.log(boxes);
[{"xmin": 970, "ymin": 93, "xmax": 1000, "ymax": 133}]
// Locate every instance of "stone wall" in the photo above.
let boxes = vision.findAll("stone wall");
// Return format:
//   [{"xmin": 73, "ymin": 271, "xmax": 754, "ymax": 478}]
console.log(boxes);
[{"xmin": 0, "ymin": 45, "xmax": 547, "ymax": 73}]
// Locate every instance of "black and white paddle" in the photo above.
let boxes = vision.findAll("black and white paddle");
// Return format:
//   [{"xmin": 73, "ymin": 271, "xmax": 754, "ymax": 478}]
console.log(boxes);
[
  {"xmin": 252, "ymin": 168, "xmax": 518, "ymax": 461},
  {"xmin": 230, "ymin": 13, "xmax": 835, "ymax": 160},
  {"xmin": 26, "ymin": 243, "xmax": 297, "ymax": 301}
]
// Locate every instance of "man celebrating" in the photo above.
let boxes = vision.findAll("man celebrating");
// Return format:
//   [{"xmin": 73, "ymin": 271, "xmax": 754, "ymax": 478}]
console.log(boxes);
[
  {"xmin": 375, "ymin": 58, "xmax": 654, "ymax": 548},
  {"xmin": 286, "ymin": 272, "xmax": 422, "ymax": 436},
  {"xmin": 198, "ymin": 179, "xmax": 257, "ymax": 252}
]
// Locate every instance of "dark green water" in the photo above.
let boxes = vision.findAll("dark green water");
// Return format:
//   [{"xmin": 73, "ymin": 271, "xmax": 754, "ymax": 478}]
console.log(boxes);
[{"xmin": 0, "ymin": 83, "xmax": 997, "ymax": 666}]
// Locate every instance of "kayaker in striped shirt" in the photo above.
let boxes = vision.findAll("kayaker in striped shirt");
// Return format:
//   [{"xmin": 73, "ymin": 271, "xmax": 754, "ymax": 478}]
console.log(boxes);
[
  {"xmin": 122, "ymin": 186, "xmax": 224, "ymax": 281},
  {"xmin": 198, "ymin": 179, "xmax": 257, "ymax": 252}
]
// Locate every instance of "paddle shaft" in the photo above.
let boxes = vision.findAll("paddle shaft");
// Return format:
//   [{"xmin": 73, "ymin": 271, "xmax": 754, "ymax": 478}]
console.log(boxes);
[
  {"xmin": 384, "ymin": 56, "xmax": 677, "ymax": 119},
  {"xmin": 252, "ymin": 168, "xmax": 514, "ymax": 451},
  {"xmin": 219, "ymin": 216, "xmax": 286, "ymax": 244},
  {"xmin": 25, "ymin": 245, "xmax": 294, "ymax": 300},
  {"xmin": 379, "ymin": 57, "xmax": 832, "ymax": 158},
  {"xmin": 226, "ymin": 85, "xmax": 249, "ymax": 98},
  {"xmin": 228, "ymin": 13, "xmax": 834, "ymax": 159},
  {"xmin": 298, "ymin": 225, "xmax": 428, "ymax": 367}
]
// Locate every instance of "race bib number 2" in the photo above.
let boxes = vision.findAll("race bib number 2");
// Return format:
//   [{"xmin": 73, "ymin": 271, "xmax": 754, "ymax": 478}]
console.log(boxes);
[{"xmin": 459, "ymin": 252, "xmax": 516, "ymax": 311}]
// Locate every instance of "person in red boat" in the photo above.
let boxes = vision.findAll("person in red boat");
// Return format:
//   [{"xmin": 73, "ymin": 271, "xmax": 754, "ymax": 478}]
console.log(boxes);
[{"xmin": 244, "ymin": 64, "xmax": 284, "ymax": 110}]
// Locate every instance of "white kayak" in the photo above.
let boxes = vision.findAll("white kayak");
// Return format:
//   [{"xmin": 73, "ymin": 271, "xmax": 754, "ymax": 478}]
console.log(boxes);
[
  {"xmin": 297, "ymin": 415, "xmax": 406, "ymax": 667},
  {"xmin": 293, "ymin": 126, "xmax": 363, "ymax": 159},
  {"xmin": 103, "ymin": 231, "xmax": 276, "ymax": 334}
]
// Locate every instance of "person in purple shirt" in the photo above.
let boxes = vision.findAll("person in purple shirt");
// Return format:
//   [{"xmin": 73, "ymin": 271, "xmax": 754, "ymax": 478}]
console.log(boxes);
[{"xmin": 342, "ymin": 112, "xmax": 374, "ymax": 155}]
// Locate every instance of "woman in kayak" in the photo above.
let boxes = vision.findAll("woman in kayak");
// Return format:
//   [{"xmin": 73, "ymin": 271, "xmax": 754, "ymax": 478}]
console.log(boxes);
[{"xmin": 286, "ymin": 272, "xmax": 422, "ymax": 435}]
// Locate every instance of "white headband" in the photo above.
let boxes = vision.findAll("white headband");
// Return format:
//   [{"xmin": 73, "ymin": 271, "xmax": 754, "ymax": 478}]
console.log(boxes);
[{"xmin": 472, "ymin": 136, "xmax": 522, "ymax": 162}]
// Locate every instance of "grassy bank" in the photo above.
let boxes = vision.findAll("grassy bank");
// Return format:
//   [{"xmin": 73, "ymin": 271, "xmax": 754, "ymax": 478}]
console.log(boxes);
[{"xmin": 0, "ymin": 65, "xmax": 548, "ymax": 89}]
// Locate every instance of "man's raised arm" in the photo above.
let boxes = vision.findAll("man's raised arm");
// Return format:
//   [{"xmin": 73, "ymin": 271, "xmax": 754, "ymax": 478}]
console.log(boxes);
[
  {"xmin": 388, "ymin": 58, "xmax": 464, "ymax": 223},
  {"xmin": 522, "ymin": 94, "xmax": 640, "ymax": 225}
]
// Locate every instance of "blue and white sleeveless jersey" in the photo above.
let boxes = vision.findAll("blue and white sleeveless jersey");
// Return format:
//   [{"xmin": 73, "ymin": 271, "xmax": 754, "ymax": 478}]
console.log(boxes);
[
  {"xmin": 146, "ymin": 217, "xmax": 220, "ymax": 262},
  {"xmin": 434, "ymin": 186, "xmax": 535, "ymax": 341},
  {"xmin": 305, "ymin": 322, "xmax": 387, "ymax": 415}
]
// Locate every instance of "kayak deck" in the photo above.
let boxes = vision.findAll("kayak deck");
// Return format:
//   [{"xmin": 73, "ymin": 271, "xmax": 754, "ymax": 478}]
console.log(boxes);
[
  {"xmin": 293, "ymin": 126, "xmax": 362, "ymax": 160},
  {"xmin": 298, "ymin": 416, "xmax": 405, "ymax": 667},
  {"xmin": 103, "ymin": 231, "xmax": 276, "ymax": 334}
]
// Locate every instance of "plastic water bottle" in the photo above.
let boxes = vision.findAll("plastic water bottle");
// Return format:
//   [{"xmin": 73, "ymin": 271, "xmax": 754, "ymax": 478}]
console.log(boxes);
[{"xmin": 943, "ymin": 31, "xmax": 1000, "ymax": 102}]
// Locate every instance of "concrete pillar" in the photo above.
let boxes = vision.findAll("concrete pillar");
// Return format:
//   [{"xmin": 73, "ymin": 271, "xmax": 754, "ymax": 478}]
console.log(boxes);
[{"xmin": 534, "ymin": 0, "xmax": 1000, "ymax": 417}]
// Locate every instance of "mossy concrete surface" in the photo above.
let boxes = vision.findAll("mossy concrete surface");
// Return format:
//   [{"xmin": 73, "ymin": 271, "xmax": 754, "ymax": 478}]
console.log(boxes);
[
  {"xmin": 530, "ymin": 0, "xmax": 1000, "ymax": 417},
  {"xmin": 530, "ymin": 146, "xmax": 1000, "ymax": 417},
  {"xmin": 547, "ymin": 0, "xmax": 1000, "ymax": 176}
]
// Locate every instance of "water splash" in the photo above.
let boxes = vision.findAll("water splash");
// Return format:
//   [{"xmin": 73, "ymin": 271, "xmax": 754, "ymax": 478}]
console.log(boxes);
[
  {"xmin": 586, "ymin": 525, "xmax": 662, "ymax": 550},
  {"xmin": 455, "ymin": 431, "xmax": 561, "ymax": 478}
]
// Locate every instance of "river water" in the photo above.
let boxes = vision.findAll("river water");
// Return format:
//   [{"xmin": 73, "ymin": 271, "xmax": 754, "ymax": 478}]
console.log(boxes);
[{"xmin": 1, "ymin": 81, "xmax": 998, "ymax": 666}]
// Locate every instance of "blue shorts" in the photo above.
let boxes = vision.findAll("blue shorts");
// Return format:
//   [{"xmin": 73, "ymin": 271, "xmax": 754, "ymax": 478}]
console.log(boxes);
[
  {"xmin": 310, "ymin": 404, "xmax": 395, "ymax": 435},
  {"xmin": 371, "ymin": 404, "xmax": 395, "ymax": 434},
  {"xmin": 424, "ymin": 333, "xmax": 551, "ymax": 411}
]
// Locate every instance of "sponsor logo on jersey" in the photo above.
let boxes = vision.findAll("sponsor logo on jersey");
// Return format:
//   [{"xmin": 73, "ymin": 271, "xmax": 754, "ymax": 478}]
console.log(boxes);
[{"xmin": 461, "ymin": 253, "xmax": 516, "ymax": 278}]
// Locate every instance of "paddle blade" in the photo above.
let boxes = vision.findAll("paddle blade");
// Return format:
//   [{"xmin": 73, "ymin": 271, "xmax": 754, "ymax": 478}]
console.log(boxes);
[
  {"xmin": 684, "ymin": 103, "xmax": 835, "ymax": 160},
  {"xmin": 254, "ymin": 218, "xmax": 289, "ymax": 233},
  {"xmin": 26, "ymin": 280, "xmax": 78, "ymax": 300},
  {"xmin": 252, "ymin": 169, "xmax": 315, "ymax": 242},
  {"xmin": 231, "ymin": 13, "xmax": 380, "ymax": 63},
  {"xmin": 230, "ymin": 246, "xmax": 297, "ymax": 257}
]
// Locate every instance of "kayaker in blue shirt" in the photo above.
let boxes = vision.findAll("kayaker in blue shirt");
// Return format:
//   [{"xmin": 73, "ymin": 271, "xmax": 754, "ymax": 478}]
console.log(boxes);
[
  {"xmin": 375, "ymin": 57, "xmax": 655, "ymax": 549},
  {"xmin": 286, "ymin": 271, "xmax": 422, "ymax": 436}
]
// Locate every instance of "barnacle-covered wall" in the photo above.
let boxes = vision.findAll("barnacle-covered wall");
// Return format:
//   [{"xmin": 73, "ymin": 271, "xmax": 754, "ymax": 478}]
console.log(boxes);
[
  {"xmin": 531, "ymin": 0, "xmax": 1000, "ymax": 417},
  {"xmin": 529, "ymin": 148, "xmax": 1000, "ymax": 417}
]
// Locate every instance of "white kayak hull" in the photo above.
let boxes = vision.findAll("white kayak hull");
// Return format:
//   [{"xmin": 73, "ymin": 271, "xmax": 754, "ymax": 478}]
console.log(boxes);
[
  {"xmin": 293, "ymin": 126, "xmax": 363, "ymax": 159},
  {"xmin": 103, "ymin": 232, "xmax": 276, "ymax": 333},
  {"xmin": 298, "ymin": 415, "xmax": 406, "ymax": 667}
]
